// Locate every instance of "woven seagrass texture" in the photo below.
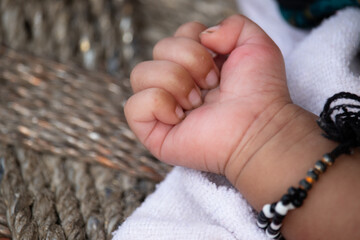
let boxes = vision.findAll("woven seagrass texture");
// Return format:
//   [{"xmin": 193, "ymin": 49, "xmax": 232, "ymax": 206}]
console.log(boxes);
[
  {"xmin": 0, "ymin": 0, "xmax": 237, "ymax": 76},
  {"xmin": 0, "ymin": 46, "xmax": 169, "ymax": 181},
  {"xmin": 0, "ymin": 0, "xmax": 137, "ymax": 76},
  {"xmin": 135, "ymin": 0, "xmax": 239, "ymax": 62},
  {"xmin": 0, "ymin": 50, "xmax": 160, "ymax": 239},
  {"xmin": 0, "ymin": 0, "xmax": 238, "ymax": 239}
]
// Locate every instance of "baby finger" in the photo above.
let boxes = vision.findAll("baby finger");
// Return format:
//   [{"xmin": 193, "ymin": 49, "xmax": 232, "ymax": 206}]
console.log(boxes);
[{"xmin": 131, "ymin": 60, "xmax": 202, "ymax": 110}]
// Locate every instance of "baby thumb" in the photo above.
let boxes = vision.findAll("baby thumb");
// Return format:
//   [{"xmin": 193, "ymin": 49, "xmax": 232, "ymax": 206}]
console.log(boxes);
[{"xmin": 200, "ymin": 15, "xmax": 290, "ymax": 101}]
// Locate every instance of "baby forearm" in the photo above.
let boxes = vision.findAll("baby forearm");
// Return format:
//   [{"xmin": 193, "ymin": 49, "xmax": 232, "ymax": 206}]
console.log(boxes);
[{"xmin": 231, "ymin": 104, "xmax": 360, "ymax": 239}]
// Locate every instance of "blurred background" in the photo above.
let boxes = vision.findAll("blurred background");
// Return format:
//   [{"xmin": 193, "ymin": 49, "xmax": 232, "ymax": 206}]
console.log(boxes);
[{"xmin": 0, "ymin": 0, "xmax": 237, "ymax": 77}]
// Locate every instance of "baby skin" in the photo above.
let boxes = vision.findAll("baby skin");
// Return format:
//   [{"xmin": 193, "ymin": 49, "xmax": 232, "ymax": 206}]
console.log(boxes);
[{"xmin": 125, "ymin": 15, "xmax": 360, "ymax": 239}]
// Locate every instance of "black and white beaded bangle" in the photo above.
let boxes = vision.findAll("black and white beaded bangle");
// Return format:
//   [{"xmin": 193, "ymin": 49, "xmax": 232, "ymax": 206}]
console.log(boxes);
[
  {"xmin": 256, "ymin": 92, "xmax": 360, "ymax": 239},
  {"xmin": 256, "ymin": 154, "xmax": 334, "ymax": 239}
]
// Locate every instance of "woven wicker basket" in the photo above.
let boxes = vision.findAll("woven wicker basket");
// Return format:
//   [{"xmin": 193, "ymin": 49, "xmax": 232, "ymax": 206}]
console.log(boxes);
[{"xmin": 0, "ymin": 0, "xmax": 237, "ymax": 239}]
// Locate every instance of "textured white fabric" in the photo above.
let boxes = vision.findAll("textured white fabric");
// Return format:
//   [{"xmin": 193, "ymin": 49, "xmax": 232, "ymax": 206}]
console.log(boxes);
[
  {"xmin": 113, "ymin": 2, "xmax": 360, "ymax": 239},
  {"xmin": 113, "ymin": 167, "xmax": 264, "ymax": 239},
  {"xmin": 236, "ymin": 0, "xmax": 308, "ymax": 58},
  {"xmin": 286, "ymin": 8, "xmax": 360, "ymax": 114}
]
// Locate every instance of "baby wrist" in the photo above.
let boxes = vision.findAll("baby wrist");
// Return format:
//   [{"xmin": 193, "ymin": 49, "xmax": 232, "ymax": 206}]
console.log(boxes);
[{"xmin": 224, "ymin": 103, "xmax": 306, "ymax": 188}]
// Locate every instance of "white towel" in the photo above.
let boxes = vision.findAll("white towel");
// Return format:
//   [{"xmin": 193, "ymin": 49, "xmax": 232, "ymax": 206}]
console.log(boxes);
[
  {"xmin": 286, "ymin": 8, "xmax": 360, "ymax": 114},
  {"xmin": 113, "ymin": 167, "xmax": 263, "ymax": 239},
  {"xmin": 113, "ymin": 2, "xmax": 360, "ymax": 239}
]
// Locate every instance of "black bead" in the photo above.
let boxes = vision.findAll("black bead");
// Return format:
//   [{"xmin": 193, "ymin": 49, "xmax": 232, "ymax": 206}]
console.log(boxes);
[
  {"xmin": 292, "ymin": 197, "xmax": 303, "ymax": 208},
  {"xmin": 270, "ymin": 202, "xmax": 277, "ymax": 213},
  {"xmin": 274, "ymin": 232, "xmax": 282, "ymax": 239},
  {"xmin": 288, "ymin": 187, "xmax": 297, "ymax": 196},
  {"xmin": 273, "ymin": 215, "xmax": 284, "ymax": 225},
  {"xmin": 258, "ymin": 222, "xmax": 268, "ymax": 230},
  {"xmin": 258, "ymin": 211, "xmax": 269, "ymax": 222},
  {"xmin": 267, "ymin": 226, "xmax": 280, "ymax": 235},
  {"xmin": 299, "ymin": 179, "xmax": 312, "ymax": 191},
  {"xmin": 298, "ymin": 188, "xmax": 307, "ymax": 200},
  {"xmin": 315, "ymin": 160, "xmax": 327, "ymax": 172},
  {"xmin": 281, "ymin": 194, "xmax": 291, "ymax": 205},
  {"xmin": 258, "ymin": 219, "xmax": 269, "ymax": 229},
  {"xmin": 307, "ymin": 169, "xmax": 319, "ymax": 181},
  {"xmin": 273, "ymin": 213, "xmax": 285, "ymax": 223},
  {"xmin": 277, "ymin": 234, "xmax": 285, "ymax": 240}
]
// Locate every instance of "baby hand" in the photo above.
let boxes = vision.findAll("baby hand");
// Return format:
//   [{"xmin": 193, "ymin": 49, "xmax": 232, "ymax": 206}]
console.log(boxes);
[{"xmin": 125, "ymin": 15, "xmax": 291, "ymax": 181}]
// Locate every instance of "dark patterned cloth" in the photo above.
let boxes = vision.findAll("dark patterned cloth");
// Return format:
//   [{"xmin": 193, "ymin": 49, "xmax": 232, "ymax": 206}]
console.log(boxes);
[{"xmin": 276, "ymin": 0, "xmax": 360, "ymax": 28}]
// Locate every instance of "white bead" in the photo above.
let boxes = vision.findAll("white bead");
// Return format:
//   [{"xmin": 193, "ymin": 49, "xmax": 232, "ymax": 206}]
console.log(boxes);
[
  {"xmin": 257, "ymin": 221, "xmax": 268, "ymax": 229},
  {"xmin": 262, "ymin": 204, "xmax": 274, "ymax": 218},
  {"xmin": 270, "ymin": 222, "xmax": 282, "ymax": 230},
  {"xmin": 266, "ymin": 228, "xmax": 280, "ymax": 239},
  {"xmin": 275, "ymin": 201, "xmax": 295, "ymax": 216},
  {"xmin": 275, "ymin": 202, "xmax": 288, "ymax": 216},
  {"xmin": 288, "ymin": 203, "xmax": 295, "ymax": 210}
]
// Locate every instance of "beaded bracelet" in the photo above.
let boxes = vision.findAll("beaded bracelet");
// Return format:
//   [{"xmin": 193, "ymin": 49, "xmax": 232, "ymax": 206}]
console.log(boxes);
[
  {"xmin": 256, "ymin": 92, "xmax": 360, "ymax": 239},
  {"xmin": 257, "ymin": 154, "xmax": 333, "ymax": 239}
]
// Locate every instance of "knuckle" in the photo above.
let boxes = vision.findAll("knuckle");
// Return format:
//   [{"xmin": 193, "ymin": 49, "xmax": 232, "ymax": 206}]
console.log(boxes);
[
  {"xmin": 129, "ymin": 62, "xmax": 146, "ymax": 90},
  {"xmin": 176, "ymin": 21, "xmax": 206, "ymax": 33},
  {"xmin": 154, "ymin": 37, "xmax": 213, "ymax": 79},
  {"xmin": 124, "ymin": 95, "xmax": 135, "ymax": 117},
  {"xmin": 153, "ymin": 37, "xmax": 176, "ymax": 58},
  {"xmin": 130, "ymin": 64, "xmax": 140, "ymax": 83},
  {"xmin": 148, "ymin": 87, "xmax": 165, "ymax": 98},
  {"xmin": 167, "ymin": 68, "xmax": 192, "ymax": 94},
  {"xmin": 148, "ymin": 88, "xmax": 169, "ymax": 108}
]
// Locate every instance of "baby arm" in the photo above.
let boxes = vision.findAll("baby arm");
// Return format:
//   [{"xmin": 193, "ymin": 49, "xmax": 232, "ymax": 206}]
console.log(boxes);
[{"xmin": 125, "ymin": 15, "xmax": 360, "ymax": 239}]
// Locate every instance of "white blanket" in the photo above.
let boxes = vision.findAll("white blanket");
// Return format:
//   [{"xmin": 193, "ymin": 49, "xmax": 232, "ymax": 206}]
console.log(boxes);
[{"xmin": 113, "ymin": 1, "xmax": 360, "ymax": 239}]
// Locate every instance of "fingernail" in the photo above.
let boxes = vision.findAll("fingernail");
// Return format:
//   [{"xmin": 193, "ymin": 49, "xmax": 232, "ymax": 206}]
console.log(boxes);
[
  {"xmin": 188, "ymin": 88, "xmax": 202, "ymax": 107},
  {"xmin": 207, "ymin": 48, "xmax": 218, "ymax": 58},
  {"xmin": 175, "ymin": 105, "xmax": 185, "ymax": 119},
  {"xmin": 201, "ymin": 25, "xmax": 220, "ymax": 34},
  {"xmin": 205, "ymin": 69, "xmax": 218, "ymax": 88}
]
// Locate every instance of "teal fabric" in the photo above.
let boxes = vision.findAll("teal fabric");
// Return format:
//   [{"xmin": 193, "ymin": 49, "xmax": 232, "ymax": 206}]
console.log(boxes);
[{"xmin": 278, "ymin": 0, "xmax": 360, "ymax": 28}]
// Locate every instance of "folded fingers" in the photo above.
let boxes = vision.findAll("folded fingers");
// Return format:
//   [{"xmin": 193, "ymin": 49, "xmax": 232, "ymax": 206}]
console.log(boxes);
[
  {"xmin": 153, "ymin": 36, "xmax": 219, "ymax": 90},
  {"xmin": 131, "ymin": 60, "xmax": 202, "ymax": 110},
  {"xmin": 174, "ymin": 21, "xmax": 207, "ymax": 41},
  {"xmin": 124, "ymin": 88, "xmax": 183, "ymax": 158},
  {"xmin": 127, "ymin": 20, "xmax": 219, "ymax": 144}
]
